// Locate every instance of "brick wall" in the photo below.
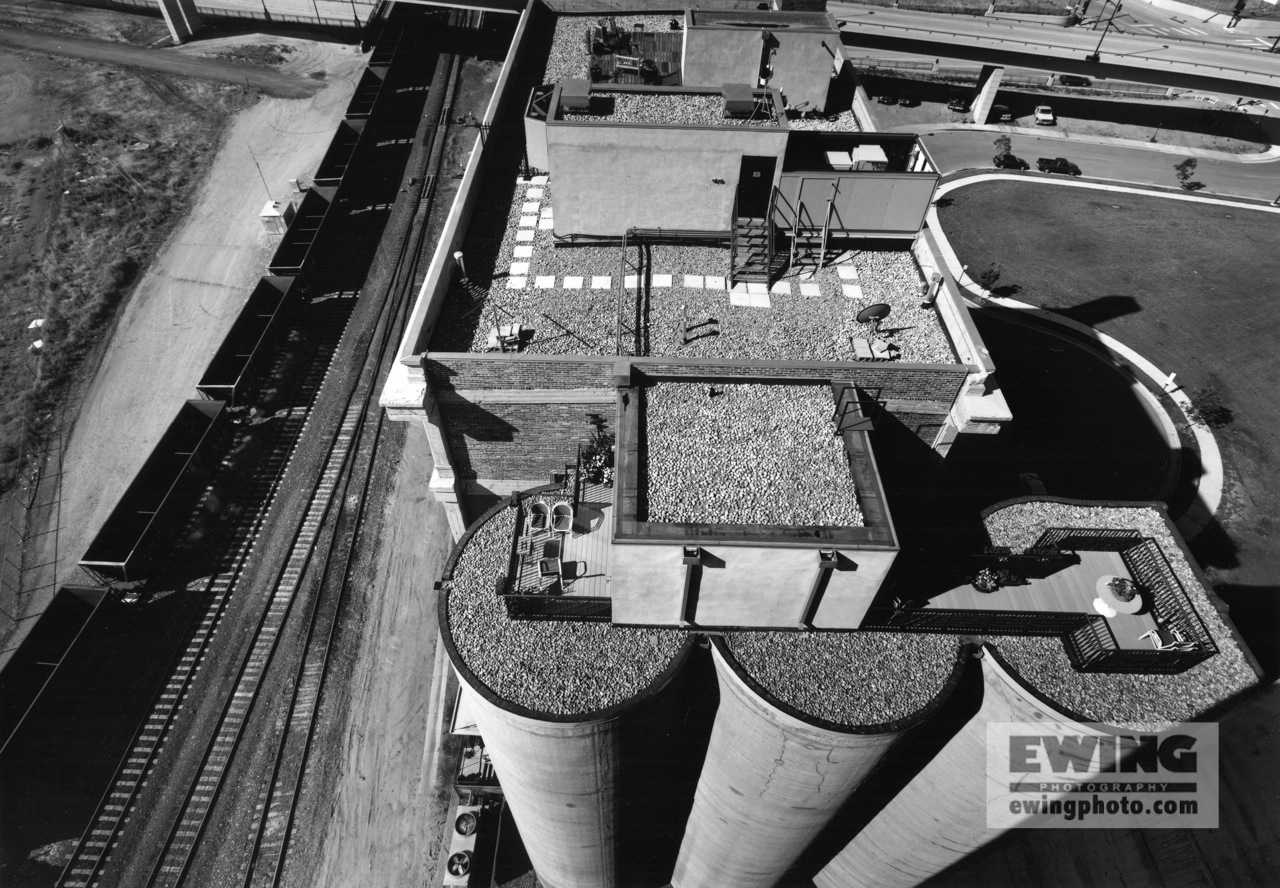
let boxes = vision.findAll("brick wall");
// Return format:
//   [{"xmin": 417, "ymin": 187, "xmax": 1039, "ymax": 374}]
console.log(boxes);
[
  {"xmin": 426, "ymin": 354, "xmax": 616, "ymax": 391},
  {"xmin": 443, "ymin": 400, "xmax": 607, "ymax": 479}
]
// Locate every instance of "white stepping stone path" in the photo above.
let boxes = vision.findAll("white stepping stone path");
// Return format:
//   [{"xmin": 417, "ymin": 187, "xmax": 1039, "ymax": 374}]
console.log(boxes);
[
  {"xmin": 539, "ymin": 219, "xmax": 555, "ymax": 230},
  {"xmin": 843, "ymin": 283, "xmax": 864, "ymax": 299},
  {"xmin": 540, "ymin": 207, "xmax": 554, "ymax": 218},
  {"xmin": 519, "ymin": 215, "xmax": 537, "ymax": 227},
  {"xmin": 516, "ymin": 230, "xmax": 535, "ymax": 242},
  {"xmin": 530, "ymin": 175, "xmax": 548, "ymax": 185},
  {"xmin": 729, "ymin": 282, "xmax": 749, "ymax": 306},
  {"xmin": 800, "ymin": 282, "xmax": 821, "ymax": 297},
  {"xmin": 683, "ymin": 275, "xmax": 704, "ymax": 289},
  {"xmin": 510, "ymin": 261, "xmax": 529, "ymax": 275},
  {"xmin": 624, "ymin": 274, "xmax": 639, "ymax": 288},
  {"xmin": 705, "ymin": 275, "xmax": 726, "ymax": 290},
  {"xmin": 507, "ymin": 276, "xmax": 526, "ymax": 290},
  {"xmin": 514, "ymin": 245, "xmax": 533, "ymax": 258},
  {"xmin": 652, "ymin": 274, "xmax": 673, "ymax": 287},
  {"xmin": 563, "ymin": 276, "xmax": 584, "ymax": 289},
  {"xmin": 526, "ymin": 187, "xmax": 544, "ymax": 199},
  {"xmin": 749, "ymin": 291, "xmax": 771, "ymax": 308},
  {"xmin": 770, "ymin": 281, "xmax": 790, "ymax": 295},
  {"xmin": 747, "ymin": 282, "xmax": 768, "ymax": 295},
  {"xmin": 535, "ymin": 275, "xmax": 556, "ymax": 289},
  {"xmin": 591, "ymin": 276, "xmax": 611, "ymax": 289},
  {"xmin": 521, "ymin": 201, "xmax": 539, "ymax": 214},
  {"xmin": 837, "ymin": 265, "xmax": 858, "ymax": 280}
]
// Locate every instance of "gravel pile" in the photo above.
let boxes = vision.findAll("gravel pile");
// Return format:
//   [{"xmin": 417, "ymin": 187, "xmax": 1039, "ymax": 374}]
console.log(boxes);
[
  {"xmin": 727, "ymin": 631, "xmax": 962, "ymax": 727},
  {"xmin": 787, "ymin": 109, "xmax": 862, "ymax": 132},
  {"xmin": 563, "ymin": 92, "xmax": 782, "ymax": 127},
  {"xmin": 445, "ymin": 506, "xmax": 686, "ymax": 716},
  {"xmin": 644, "ymin": 383, "xmax": 863, "ymax": 527},
  {"xmin": 984, "ymin": 501, "xmax": 1259, "ymax": 731},
  {"xmin": 545, "ymin": 15, "xmax": 677, "ymax": 85}
]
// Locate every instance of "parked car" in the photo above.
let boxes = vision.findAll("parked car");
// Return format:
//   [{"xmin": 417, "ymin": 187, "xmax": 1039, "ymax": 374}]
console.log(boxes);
[
  {"xmin": 898, "ymin": 95, "xmax": 920, "ymax": 107},
  {"xmin": 993, "ymin": 154, "xmax": 1029, "ymax": 170},
  {"xmin": 1034, "ymin": 105, "xmax": 1056, "ymax": 125},
  {"xmin": 877, "ymin": 94, "xmax": 897, "ymax": 105},
  {"xmin": 1057, "ymin": 74, "xmax": 1090, "ymax": 87},
  {"xmin": 1036, "ymin": 157, "xmax": 1080, "ymax": 176},
  {"xmin": 990, "ymin": 104, "xmax": 1012, "ymax": 122},
  {"xmin": 947, "ymin": 95, "xmax": 970, "ymax": 112}
]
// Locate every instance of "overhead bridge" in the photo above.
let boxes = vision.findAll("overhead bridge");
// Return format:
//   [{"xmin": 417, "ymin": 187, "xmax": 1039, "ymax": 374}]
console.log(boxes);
[{"xmin": 830, "ymin": 3, "xmax": 1280, "ymax": 103}]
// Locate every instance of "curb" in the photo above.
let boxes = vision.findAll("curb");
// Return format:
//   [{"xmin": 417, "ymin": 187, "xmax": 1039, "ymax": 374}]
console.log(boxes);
[
  {"xmin": 899, "ymin": 123, "xmax": 1280, "ymax": 162},
  {"xmin": 927, "ymin": 173, "xmax": 1228, "ymax": 538}
]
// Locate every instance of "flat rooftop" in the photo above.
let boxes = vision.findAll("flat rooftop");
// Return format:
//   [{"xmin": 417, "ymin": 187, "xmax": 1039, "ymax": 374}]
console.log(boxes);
[
  {"xmin": 546, "ymin": 14, "xmax": 684, "ymax": 86},
  {"xmin": 428, "ymin": 181, "xmax": 956, "ymax": 363},
  {"xmin": 643, "ymin": 383, "xmax": 863, "ymax": 527}
]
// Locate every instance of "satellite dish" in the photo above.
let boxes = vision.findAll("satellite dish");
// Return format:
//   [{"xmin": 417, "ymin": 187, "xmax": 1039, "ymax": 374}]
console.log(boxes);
[{"xmin": 855, "ymin": 303, "xmax": 892, "ymax": 334}]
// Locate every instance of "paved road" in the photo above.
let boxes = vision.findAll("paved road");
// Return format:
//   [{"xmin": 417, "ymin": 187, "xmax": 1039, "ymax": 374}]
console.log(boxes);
[
  {"xmin": 830, "ymin": 2, "xmax": 1280, "ymax": 99},
  {"xmin": 921, "ymin": 128, "xmax": 1280, "ymax": 200},
  {"xmin": 0, "ymin": 26, "xmax": 324, "ymax": 98}
]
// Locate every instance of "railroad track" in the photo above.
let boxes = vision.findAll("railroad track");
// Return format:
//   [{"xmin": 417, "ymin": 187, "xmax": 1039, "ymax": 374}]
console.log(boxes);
[{"xmin": 57, "ymin": 15, "xmax": 463, "ymax": 888}]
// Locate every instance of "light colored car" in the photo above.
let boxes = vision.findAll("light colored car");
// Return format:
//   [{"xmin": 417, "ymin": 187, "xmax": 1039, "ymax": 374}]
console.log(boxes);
[{"xmin": 1034, "ymin": 105, "xmax": 1056, "ymax": 125}]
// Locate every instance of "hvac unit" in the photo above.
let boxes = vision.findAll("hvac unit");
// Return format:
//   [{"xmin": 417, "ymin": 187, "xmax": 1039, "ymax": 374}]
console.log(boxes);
[
  {"xmin": 443, "ymin": 804, "xmax": 482, "ymax": 886},
  {"xmin": 560, "ymin": 79, "xmax": 591, "ymax": 113},
  {"xmin": 722, "ymin": 83, "xmax": 757, "ymax": 118}
]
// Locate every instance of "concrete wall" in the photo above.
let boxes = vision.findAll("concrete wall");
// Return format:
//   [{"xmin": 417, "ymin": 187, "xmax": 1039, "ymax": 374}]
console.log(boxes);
[
  {"xmin": 671, "ymin": 643, "xmax": 907, "ymax": 888},
  {"xmin": 814, "ymin": 648, "xmax": 1100, "ymax": 888},
  {"xmin": 610, "ymin": 542, "xmax": 897, "ymax": 628},
  {"xmin": 460, "ymin": 683, "xmax": 620, "ymax": 888},
  {"xmin": 546, "ymin": 119, "xmax": 788, "ymax": 236}
]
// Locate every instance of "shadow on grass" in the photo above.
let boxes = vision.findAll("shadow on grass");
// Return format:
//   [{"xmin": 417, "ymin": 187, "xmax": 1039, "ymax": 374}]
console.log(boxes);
[
  {"xmin": 1214, "ymin": 583, "xmax": 1280, "ymax": 679},
  {"xmin": 1050, "ymin": 294, "xmax": 1141, "ymax": 327}
]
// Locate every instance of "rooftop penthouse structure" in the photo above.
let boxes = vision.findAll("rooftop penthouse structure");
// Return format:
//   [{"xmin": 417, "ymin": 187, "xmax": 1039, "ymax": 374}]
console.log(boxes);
[{"xmin": 381, "ymin": 5, "xmax": 1259, "ymax": 888}]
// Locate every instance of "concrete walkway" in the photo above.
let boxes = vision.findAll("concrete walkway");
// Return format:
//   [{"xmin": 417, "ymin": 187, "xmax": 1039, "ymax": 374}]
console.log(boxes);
[{"xmin": 923, "ymin": 171, "xmax": 1268, "ymax": 539}]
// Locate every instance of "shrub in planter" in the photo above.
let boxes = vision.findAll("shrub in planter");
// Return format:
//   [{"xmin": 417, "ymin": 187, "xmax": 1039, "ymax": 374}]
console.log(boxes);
[
  {"xmin": 1108, "ymin": 576, "xmax": 1138, "ymax": 602},
  {"xmin": 973, "ymin": 567, "xmax": 1001, "ymax": 593}
]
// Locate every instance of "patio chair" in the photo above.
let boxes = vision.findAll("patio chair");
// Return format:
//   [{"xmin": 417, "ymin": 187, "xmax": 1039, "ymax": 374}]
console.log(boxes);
[
  {"xmin": 539, "ymin": 555, "xmax": 563, "ymax": 586},
  {"xmin": 529, "ymin": 500, "xmax": 550, "ymax": 531},
  {"xmin": 1139, "ymin": 624, "xmax": 1187, "ymax": 650},
  {"xmin": 552, "ymin": 502, "xmax": 574, "ymax": 533},
  {"xmin": 485, "ymin": 323, "xmax": 522, "ymax": 353}
]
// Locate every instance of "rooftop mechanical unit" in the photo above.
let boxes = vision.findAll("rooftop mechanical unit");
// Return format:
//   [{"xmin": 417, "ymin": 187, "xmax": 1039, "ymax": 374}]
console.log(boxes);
[
  {"xmin": 560, "ymin": 79, "xmax": 591, "ymax": 113},
  {"xmin": 722, "ymin": 83, "xmax": 757, "ymax": 118}
]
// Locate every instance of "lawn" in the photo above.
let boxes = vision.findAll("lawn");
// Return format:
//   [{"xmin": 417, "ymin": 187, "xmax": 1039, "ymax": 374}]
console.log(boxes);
[{"xmin": 938, "ymin": 180, "xmax": 1280, "ymax": 670}]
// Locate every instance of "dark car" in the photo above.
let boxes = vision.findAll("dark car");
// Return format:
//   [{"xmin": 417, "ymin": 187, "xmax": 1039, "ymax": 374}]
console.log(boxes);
[
  {"xmin": 898, "ymin": 96, "xmax": 920, "ymax": 107},
  {"xmin": 990, "ymin": 104, "xmax": 1012, "ymax": 122},
  {"xmin": 1036, "ymin": 157, "xmax": 1080, "ymax": 176},
  {"xmin": 993, "ymin": 154, "xmax": 1029, "ymax": 170},
  {"xmin": 1057, "ymin": 74, "xmax": 1091, "ymax": 87},
  {"xmin": 947, "ymin": 96, "xmax": 970, "ymax": 112},
  {"xmin": 877, "ymin": 94, "xmax": 897, "ymax": 105}
]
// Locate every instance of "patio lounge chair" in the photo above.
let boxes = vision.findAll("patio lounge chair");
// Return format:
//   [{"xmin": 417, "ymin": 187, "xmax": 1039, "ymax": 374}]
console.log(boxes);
[
  {"xmin": 1139, "ymin": 625, "xmax": 1193, "ymax": 650},
  {"xmin": 552, "ymin": 502, "xmax": 574, "ymax": 533},
  {"xmin": 530, "ymin": 500, "xmax": 550, "ymax": 531}
]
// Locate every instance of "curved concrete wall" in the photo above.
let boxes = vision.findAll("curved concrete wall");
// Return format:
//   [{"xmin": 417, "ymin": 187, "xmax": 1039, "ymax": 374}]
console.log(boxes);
[
  {"xmin": 814, "ymin": 648, "xmax": 1102, "ymax": 888},
  {"xmin": 671, "ymin": 644, "xmax": 906, "ymax": 888},
  {"xmin": 460, "ymin": 684, "xmax": 618, "ymax": 888}
]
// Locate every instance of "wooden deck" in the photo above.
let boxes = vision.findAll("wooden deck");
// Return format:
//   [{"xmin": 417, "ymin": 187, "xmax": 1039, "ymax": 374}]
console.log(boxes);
[
  {"xmin": 928, "ymin": 550, "xmax": 1160, "ymax": 650},
  {"xmin": 592, "ymin": 32, "xmax": 683, "ymax": 86},
  {"xmin": 513, "ymin": 482, "xmax": 614, "ymax": 599}
]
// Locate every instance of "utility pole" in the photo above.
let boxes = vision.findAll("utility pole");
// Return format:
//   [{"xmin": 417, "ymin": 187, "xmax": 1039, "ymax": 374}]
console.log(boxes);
[{"xmin": 1086, "ymin": 0, "xmax": 1122, "ymax": 62}]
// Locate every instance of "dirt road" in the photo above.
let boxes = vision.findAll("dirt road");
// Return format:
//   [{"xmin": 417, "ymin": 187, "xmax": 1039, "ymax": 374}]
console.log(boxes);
[{"xmin": 0, "ymin": 25, "xmax": 327, "ymax": 97}]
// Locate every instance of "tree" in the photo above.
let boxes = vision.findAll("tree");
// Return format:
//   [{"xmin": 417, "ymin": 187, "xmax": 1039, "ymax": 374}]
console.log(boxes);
[
  {"xmin": 1174, "ymin": 158, "xmax": 1203, "ymax": 190},
  {"xmin": 974, "ymin": 261, "xmax": 1002, "ymax": 290},
  {"xmin": 993, "ymin": 134, "xmax": 1012, "ymax": 158}
]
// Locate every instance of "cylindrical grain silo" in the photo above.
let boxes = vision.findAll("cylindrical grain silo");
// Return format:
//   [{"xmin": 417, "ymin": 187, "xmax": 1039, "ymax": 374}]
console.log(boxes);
[
  {"xmin": 671, "ymin": 633, "xmax": 967, "ymax": 888},
  {"xmin": 814, "ymin": 645, "xmax": 1105, "ymax": 888},
  {"xmin": 439, "ymin": 495, "xmax": 693, "ymax": 888}
]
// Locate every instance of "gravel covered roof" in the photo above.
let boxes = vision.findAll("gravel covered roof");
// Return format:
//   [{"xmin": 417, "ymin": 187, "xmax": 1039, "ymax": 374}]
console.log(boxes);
[
  {"xmin": 562, "ymin": 91, "xmax": 783, "ymax": 128},
  {"xmin": 725, "ymin": 631, "xmax": 963, "ymax": 728},
  {"xmin": 545, "ymin": 15, "xmax": 676, "ymax": 85},
  {"xmin": 644, "ymin": 383, "xmax": 863, "ymax": 527},
  {"xmin": 985, "ymin": 501, "xmax": 1259, "ymax": 731},
  {"xmin": 445, "ymin": 506, "xmax": 686, "ymax": 716}
]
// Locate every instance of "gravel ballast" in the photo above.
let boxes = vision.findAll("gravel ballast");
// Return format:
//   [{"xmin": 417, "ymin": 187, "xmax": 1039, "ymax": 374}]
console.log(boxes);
[
  {"xmin": 545, "ymin": 15, "xmax": 677, "ymax": 85},
  {"xmin": 727, "ymin": 631, "xmax": 962, "ymax": 727},
  {"xmin": 445, "ymin": 507, "xmax": 685, "ymax": 716},
  {"xmin": 985, "ymin": 502, "xmax": 1259, "ymax": 731},
  {"xmin": 563, "ymin": 92, "xmax": 783, "ymax": 127},
  {"xmin": 644, "ymin": 383, "xmax": 863, "ymax": 527}
]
